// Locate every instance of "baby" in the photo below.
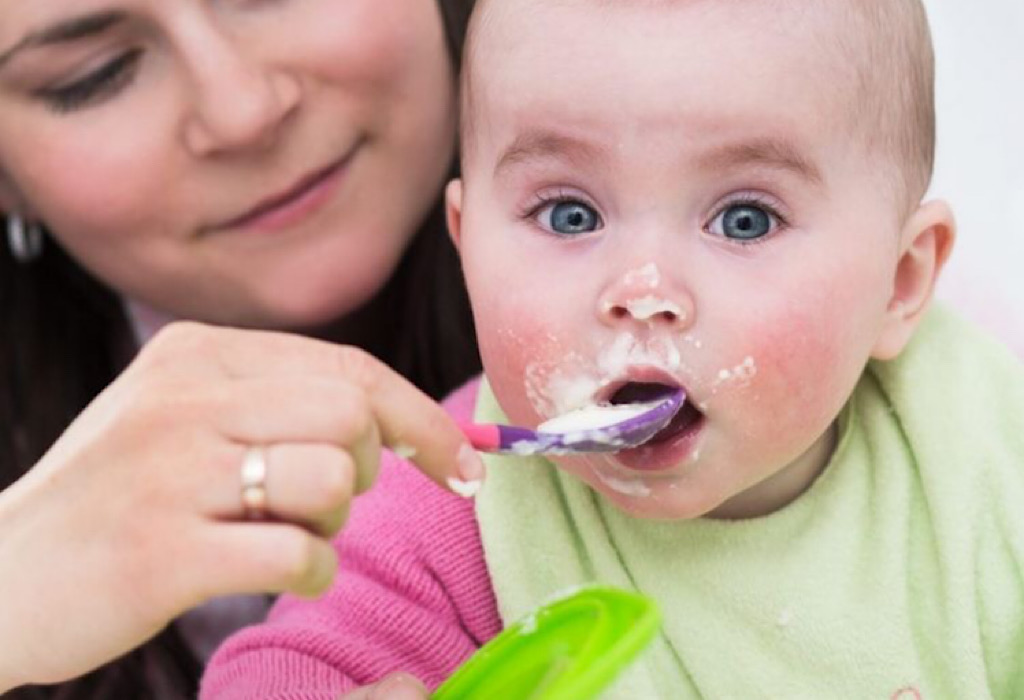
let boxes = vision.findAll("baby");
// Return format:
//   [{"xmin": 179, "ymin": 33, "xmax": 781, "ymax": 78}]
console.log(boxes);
[{"xmin": 204, "ymin": 0, "xmax": 1024, "ymax": 697}]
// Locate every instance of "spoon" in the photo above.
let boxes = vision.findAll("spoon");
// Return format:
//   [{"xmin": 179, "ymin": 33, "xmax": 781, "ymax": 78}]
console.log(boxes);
[{"xmin": 460, "ymin": 388, "xmax": 685, "ymax": 455}]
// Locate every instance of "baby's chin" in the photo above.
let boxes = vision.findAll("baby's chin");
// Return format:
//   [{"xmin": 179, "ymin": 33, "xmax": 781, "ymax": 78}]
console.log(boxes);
[{"xmin": 563, "ymin": 462, "xmax": 723, "ymax": 520}]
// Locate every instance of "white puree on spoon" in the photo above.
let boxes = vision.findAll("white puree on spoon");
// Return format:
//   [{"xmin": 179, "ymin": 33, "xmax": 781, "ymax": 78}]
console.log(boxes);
[{"xmin": 537, "ymin": 400, "xmax": 659, "ymax": 434}]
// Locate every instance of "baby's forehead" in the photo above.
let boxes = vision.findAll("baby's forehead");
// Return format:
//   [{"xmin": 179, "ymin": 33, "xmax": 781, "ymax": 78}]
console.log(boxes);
[
  {"xmin": 469, "ymin": 0, "xmax": 853, "ymax": 54},
  {"xmin": 465, "ymin": 1, "xmax": 859, "ymax": 151},
  {"xmin": 463, "ymin": 0, "xmax": 934, "ymax": 208},
  {"xmin": 467, "ymin": 0, "xmax": 860, "ymax": 112}
]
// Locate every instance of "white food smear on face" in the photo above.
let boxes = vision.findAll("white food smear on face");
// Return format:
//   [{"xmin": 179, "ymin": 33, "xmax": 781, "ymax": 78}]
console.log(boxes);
[
  {"xmin": 446, "ymin": 477, "xmax": 482, "ymax": 498},
  {"xmin": 622, "ymin": 262, "xmax": 661, "ymax": 288},
  {"xmin": 594, "ymin": 469, "xmax": 652, "ymax": 497},
  {"xmin": 543, "ymin": 370, "xmax": 605, "ymax": 417},
  {"xmin": 525, "ymin": 352, "xmax": 604, "ymax": 418},
  {"xmin": 599, "ymin": 332, "xmax": 683, "ymax": 376},
  {"xmin": 713, "ymin": 356, "xmax": 757, "ymax": 387},
  {"xmin": 698, "ymin": 356, "xmax": 757, "ymax": 411},
  {"xmin": 683, "ymin": 334, "xmax": 703, "ymax": 350},
  {"xmin": 520, "ymin": 255, "xmax": 684, "ymax": 419},
  {"xmin": 623, "ymin": 296, "xmax": 685, "ymax": 323},
  {"xmin": 525, "ymin": 332, "xmax": 686, "ymax": 420}
]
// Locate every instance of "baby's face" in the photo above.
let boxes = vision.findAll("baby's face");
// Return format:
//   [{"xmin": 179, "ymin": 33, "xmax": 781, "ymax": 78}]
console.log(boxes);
[{"xmin": 453, "ymin": 0, "xmax": 905, "ymax": 519}]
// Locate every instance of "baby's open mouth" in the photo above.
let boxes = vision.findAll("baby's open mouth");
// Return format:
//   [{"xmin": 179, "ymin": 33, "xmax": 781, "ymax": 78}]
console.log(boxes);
[{"xmin": 608, "ymin": 381, "xmax": 704, "ymax": 446}]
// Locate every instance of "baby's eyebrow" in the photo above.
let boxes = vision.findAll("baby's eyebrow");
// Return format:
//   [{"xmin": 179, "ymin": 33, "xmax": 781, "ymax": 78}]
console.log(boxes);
[
  {"xmin": 494, "ymin": 129, "xmax": 605, "ymax": 179},
  {"xmin": 492, "ymin": 130, "xmax": 824, "ymax": 188},
  {"xmin": 697, "ymin": 138, "xmax": 825, "ymax": 187}
]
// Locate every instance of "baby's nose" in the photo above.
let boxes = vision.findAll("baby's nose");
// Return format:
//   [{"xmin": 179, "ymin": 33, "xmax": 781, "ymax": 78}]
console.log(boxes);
[{"xmin": 596, "ymin": 268, "xmax": 695, "ymax": 330}]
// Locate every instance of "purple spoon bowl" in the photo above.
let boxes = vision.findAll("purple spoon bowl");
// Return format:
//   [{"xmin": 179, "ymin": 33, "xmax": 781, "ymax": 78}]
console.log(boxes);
[{"xmin": 460, "ymin": 388, "xmax": 685, "ymax": 456}]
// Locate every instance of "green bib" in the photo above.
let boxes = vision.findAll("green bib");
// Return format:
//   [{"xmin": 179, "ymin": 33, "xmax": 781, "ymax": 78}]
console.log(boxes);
[{"xmin": 475, "ymin": 306, "xmax": 1024, "ymax": 699}]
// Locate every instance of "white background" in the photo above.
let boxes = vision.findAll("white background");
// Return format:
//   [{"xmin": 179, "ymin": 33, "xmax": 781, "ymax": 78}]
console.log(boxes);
[{"xmin": 925, "ymin": 0, "xmax": 1023, "ymax": 354}]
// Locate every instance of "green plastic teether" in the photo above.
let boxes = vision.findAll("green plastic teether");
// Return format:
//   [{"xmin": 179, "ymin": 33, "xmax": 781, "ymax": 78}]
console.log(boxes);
[{"xmin": 432, "ymin": 586, "xmax": 660, "ymax": 700}]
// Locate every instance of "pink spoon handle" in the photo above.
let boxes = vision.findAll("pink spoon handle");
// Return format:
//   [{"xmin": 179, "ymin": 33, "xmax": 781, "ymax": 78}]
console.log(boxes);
[{"xmin": 458, "ymin": 389, "xmax": 684, "ymax": 456}]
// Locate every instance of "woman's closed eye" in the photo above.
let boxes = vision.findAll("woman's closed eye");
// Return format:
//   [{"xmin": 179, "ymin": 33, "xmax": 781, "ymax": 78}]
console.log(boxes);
[
  {"xmin": 530, "ymin": 195, "xmax": 603, "ymax": 237},
  {"xmin": 707, "ymin": 196, "xmax": 786, "ymax": 243},
  {"xmin": 35, "ymin": 48, "xmax": 142, "ymax": 113}
]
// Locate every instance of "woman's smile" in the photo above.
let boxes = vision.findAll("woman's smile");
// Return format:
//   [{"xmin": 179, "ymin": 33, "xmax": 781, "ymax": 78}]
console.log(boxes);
[{"xmin": 206, "ymin": 143, "xmax": 362, "ymax": 235}]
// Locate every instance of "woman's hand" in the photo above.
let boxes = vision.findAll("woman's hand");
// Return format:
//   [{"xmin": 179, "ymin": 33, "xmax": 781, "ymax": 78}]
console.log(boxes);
[{"xmin": 0, "ymin": 322, "xmax": 481, "ymax": 691}]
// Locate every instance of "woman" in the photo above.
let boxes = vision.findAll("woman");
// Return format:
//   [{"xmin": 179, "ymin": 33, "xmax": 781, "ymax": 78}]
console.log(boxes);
[{"xmin": 0, "ymin": 0, "xmax": 478, "ymax": 697}]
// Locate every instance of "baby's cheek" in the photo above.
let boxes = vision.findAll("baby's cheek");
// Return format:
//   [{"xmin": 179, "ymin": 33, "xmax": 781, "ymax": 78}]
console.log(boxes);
[
  {"xmin": 475, "ymin": 304, "xmax": 568, "ymax": 424},
  {"xmin": 724, "ymin": 308, "xmax": 856, "ymax": 443}
]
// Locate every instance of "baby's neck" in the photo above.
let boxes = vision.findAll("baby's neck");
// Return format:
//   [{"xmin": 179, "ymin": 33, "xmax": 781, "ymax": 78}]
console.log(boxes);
[{"xmin": 709, "ymin": 422, "xmax": 839, "ymax": 520}]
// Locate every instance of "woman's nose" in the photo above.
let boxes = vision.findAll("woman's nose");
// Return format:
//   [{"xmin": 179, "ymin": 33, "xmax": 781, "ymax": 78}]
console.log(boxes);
[
  {"xmin": 596, "ymin": 265, "xmax": 696, "ymax": 331},
  {"xmin": 183, "ymin": 37, "xmax": 300, "ymax": 155}
]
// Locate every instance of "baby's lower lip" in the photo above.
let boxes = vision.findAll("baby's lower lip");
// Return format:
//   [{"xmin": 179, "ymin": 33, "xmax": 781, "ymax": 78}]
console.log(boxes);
[{"xmin": 612, "ymin": 413, "xmax": 705, "ymax": 472}]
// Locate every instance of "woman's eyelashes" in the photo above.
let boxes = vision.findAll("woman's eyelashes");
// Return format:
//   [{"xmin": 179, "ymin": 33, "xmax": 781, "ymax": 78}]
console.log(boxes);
[
  {"xmin": 36, "ymin": 49, "xmax": 142, "ymax": 113},
  {"xmin": 707, "ymin": 195, "xmax": 786, "ymax": 244}
]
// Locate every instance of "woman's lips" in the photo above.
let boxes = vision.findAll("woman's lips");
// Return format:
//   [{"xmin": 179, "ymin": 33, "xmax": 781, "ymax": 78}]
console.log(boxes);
[{"xmin": 209, "ymin": 147, "xmax": 358, "ymax": 233}]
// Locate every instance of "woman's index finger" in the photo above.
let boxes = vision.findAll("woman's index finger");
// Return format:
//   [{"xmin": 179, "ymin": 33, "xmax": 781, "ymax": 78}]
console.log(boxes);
[
  {"xmin": 335, "ymin": 346, "xmax": 483, "ymax": 490},
  {"xmin": 165, "ymin": 323, "xmax": 477, "ymax": 490}
]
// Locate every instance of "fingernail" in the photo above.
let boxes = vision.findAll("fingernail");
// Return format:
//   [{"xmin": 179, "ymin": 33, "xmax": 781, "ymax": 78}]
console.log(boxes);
[
  {"xmin": 447, "ymin": 476, "xmax": 482, "ymax": 499},
  {"xmin": 456, "ymin": 443, "xmax": 487, "ymax": 483}
]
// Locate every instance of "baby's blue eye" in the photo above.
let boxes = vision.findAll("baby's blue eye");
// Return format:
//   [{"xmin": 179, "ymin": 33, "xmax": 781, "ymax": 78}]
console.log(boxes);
[
  {"xmin": 710, "ymin": 204, "xmax": 775, "ymax": 241},
  {"xmin": 539, "ymin": 200, "xmax": 601, "ymax": 236}
]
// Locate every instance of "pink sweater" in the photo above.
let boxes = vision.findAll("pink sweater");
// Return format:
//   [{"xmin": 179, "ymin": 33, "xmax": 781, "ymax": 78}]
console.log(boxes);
[{"xmin": 199, "ymin": 379, "xmax": 501, "ymax": 699}]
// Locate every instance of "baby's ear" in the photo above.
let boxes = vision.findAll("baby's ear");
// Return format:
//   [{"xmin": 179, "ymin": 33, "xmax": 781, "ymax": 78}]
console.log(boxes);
[
  {"xmin": 445, "ymin": 179, "xmax": 464, "ymax": 250},
  {"xmin": 871, "ymin": 199, "xmax": 956, "ymax": 360}
]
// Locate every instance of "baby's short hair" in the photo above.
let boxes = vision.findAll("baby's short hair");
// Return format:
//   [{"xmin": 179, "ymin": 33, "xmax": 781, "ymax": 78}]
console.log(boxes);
[
  {"xmin": 832, "ymin": 0, "xmax": 936, "ymax": 211},
  {"xmin": 461, "ymin": 0, "xmax": 936, "ymax": 212}
]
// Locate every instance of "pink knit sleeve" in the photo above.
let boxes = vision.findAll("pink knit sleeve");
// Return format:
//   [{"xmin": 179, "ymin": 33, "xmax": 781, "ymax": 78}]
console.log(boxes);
[{"xmin": 200, "ymin": 379, "xmax": 502, "ymax": 700}]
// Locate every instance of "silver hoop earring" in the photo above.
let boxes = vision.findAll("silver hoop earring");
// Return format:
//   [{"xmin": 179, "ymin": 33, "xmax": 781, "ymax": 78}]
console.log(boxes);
[{"xmin": 6, "ymin": 214, "xmax": 44, "ymax": 263}]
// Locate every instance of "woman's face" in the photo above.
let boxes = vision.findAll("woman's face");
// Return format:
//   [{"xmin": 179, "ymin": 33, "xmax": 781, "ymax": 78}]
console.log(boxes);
[{"xmin": 0, "ymin": 1, "xmax": 457, "ymax": 327}]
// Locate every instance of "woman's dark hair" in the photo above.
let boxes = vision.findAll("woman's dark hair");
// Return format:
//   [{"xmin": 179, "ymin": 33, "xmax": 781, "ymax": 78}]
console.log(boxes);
[{"xmin": 0, "ymin": 1, "xmax": 478, "ymax": 697}]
